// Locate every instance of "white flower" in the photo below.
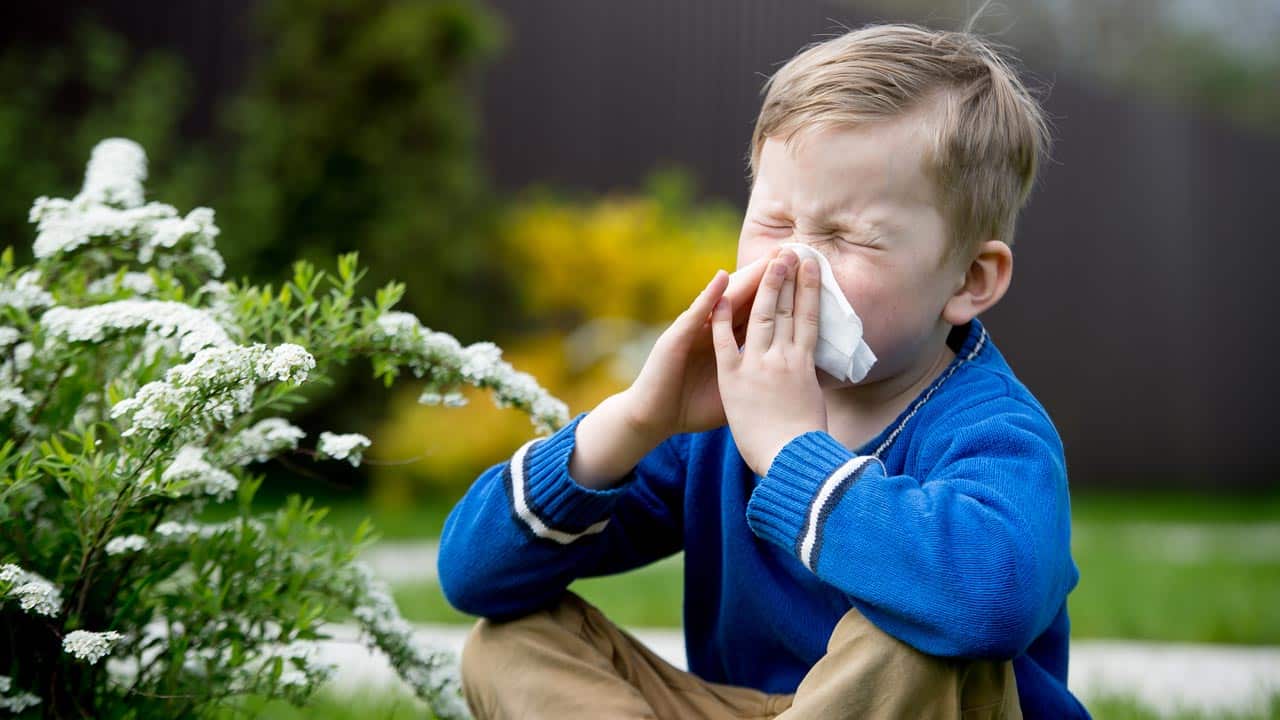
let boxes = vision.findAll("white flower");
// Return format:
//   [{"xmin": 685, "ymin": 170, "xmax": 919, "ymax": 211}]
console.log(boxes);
[
  {"xmin": 0, "ymin": 270, "xmax": 54, "ymax": 310},
  {"xmin": 80, "ymin": 137, "xmax": 147, "ymax": 209},
  {"xmin": 0, "ymin": 563, "xmax": 62, "ymax": 617},
  {"xmin": 418, "ymin": 390, "xmax": 468, "ymax": 407},
  {"xmin": 346, "ymin": 561, "xmax": 469, "ymax": 719},
  {"xmin": 0, "ymin": 387, "xmax": 34, "ymax": 417},
  {"xmin": 28, "ymin": 139, "xmax": 225, "ymax": 275},
  {"xmin": 110, "ymin": 343, "xmax": 315, "ymax": 444},
  {"xmin": 160, "ymin": 446, "xmax": 238, "ymax": 501},
  {"xmin": 109, "ymin": 379, "xmax": 192, "ymax": 439},
  {"xmin": 62, "ymin": 630, "xmax": 123, "ymax": 665},
  {"xmin": 87, "ymin": 271, "xmax": 157, "ymax": 296},
  {"xmin": 316, "ymin": 431, "xmax": 371, "ymax": 466},
  {"xmin": 372, "ymin": 310, "xmax": 567, "ymax": 435},
  {"xmin": 373, "ymin": 311, "xmax": 424, "ymax": 353},
  {"xmin": 255, "ymin": 343, "xmax": 315, "ymax": 385},
  {"xmin": 30, "ymin": 198, "xmax": 175, "ymax": 260},
  {"xmin": 11, "ymin": 342, "xmax": 33, "ymax": 373},
  {"xmin": 270, "ymin": 640, "xmax": 336, "ymax": 690},
  {"xmin": 0, "ymin": 326, "xmax": 19, "ymax": 347},
  {"xmin": 459, "ymin": 342, "xmax": 503, "ymax": 383},
  {"xmin": 219, "ymin": 417, "xmax": 307, "ymax": 466},
  {"xmin": 41, "ymin": 299, "xmax": 232, "ymax": 357},
  {"xmin": 154, "ymin": 521, "xmax": 200, "ymax": 539},
  {"xmin": 0, "ymin": 675, "xmax": 41, "ymax": 712},
  {"xmin": 155, "ymin": 518, "xmax": 264, "ymax": 542},
  {"xmin": 104, "ymin": 534, "xmax": 149, "ymax": 556}
]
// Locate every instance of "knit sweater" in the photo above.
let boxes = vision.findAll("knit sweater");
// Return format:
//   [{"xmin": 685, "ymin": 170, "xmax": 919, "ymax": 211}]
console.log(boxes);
[{"xmin": 438, "ymin": 317, "xmax": 1091, "ymax": 718}]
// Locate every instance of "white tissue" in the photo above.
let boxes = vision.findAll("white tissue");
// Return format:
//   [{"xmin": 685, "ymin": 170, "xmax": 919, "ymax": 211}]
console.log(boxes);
[{"xmin": 776, "ymin": 242, "xmax": 877, "ymax": 383}]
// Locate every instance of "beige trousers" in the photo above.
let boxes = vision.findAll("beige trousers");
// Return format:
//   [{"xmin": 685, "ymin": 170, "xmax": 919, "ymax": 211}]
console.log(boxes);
[{"xmin": 460, "ymin": 591, "xmax": 1021, "ymax": 719}]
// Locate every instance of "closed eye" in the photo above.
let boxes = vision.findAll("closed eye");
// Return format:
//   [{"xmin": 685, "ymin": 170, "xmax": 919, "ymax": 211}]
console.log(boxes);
[{"xmin": 754, "ymin": 220, "xmax": 880, "ymax": 248}]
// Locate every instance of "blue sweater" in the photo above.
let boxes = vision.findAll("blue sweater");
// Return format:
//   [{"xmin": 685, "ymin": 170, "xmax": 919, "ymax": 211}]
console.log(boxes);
[{"xmin": 438, "ymin": 317, "xmax": 1091, "ymax": 719}]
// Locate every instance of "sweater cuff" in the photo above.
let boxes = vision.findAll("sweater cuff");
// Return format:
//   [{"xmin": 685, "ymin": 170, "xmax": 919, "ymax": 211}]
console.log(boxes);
[
  {"xmin": 509, "ymin": 411, "xmax": 627, "ymax": 544},
  {"xmin": 746, "ymin": 430, "xmax": 884, "ymax": 571}
]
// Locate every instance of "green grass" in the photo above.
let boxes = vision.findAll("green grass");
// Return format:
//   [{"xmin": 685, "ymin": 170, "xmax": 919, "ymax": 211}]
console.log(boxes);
[
  {"xmin": 200, "ymin": 492, "xmax": 455, "ymax": 539},
  {"xmin": 391, "ymin": 553, "xmax": 686, "ymax": 628},
  {"xmin": 1068, "ymin": 490, "xmax": 1280, "ymax": 644},
  {"xmin": 1086, "ymin": 692, "xmax": 1280, "ymax": 720}
]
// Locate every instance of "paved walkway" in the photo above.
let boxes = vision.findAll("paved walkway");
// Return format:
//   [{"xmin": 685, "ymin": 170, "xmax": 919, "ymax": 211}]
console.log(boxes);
[
  {"xmin": 318, "ymin": 622, "xmax": 1280, "ymax": 717},
  {"xmin": 362, "ymin": 540, "xmax": 440, "ymax": 583}
]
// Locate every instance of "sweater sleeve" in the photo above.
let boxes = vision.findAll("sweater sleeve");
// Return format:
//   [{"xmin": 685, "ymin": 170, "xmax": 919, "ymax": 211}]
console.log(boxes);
[
  {"xmin": 437, "ymin": 411, "xmax": 686, "ymax": 620},
  {"xmin": 744, "ymin": 398, "xmax": 1074, "ymax": 660}
]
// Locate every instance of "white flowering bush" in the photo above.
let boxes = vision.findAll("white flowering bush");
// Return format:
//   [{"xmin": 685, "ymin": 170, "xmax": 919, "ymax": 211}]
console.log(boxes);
[{"xmin": 0, "ymin": 138, "xmax": 569, "ymax": 718}]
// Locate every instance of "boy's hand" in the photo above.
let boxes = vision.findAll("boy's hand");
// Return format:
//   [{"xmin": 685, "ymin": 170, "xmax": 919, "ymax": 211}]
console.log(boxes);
[
  {"xmin": 710, "ymin": 249, "xmax": 828, "ymax": 477},
  {"xmin": 619, "ymin": 250, "xmax": 779, "ymax": 444}
]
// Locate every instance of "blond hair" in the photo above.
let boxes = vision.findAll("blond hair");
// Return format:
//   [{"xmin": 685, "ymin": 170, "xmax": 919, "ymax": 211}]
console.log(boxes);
[{"xmin": 747, "ymin": 17, "xmax": 1052, "ymax": 267}]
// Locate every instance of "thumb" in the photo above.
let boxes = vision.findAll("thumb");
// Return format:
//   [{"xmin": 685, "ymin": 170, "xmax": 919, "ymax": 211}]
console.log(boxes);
[
  {"xmin": 683, "ymin": 269, "xmax": 728, "ymax": 331},
  {"xmin": 710, "ymin": 296, "xmax": 741, "ymax": 371}
]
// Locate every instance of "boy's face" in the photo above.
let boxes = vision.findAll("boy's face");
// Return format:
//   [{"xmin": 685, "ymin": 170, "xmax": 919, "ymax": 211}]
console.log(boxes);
[{"xmin": 736, "ymin": 115, "xmax": 963, "ymax": 389}]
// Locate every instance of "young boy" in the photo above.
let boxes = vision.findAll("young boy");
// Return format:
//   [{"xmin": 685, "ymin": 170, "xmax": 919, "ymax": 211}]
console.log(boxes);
[{"xmin": 438, "ymin": 21, "xmax": 1090, "ymax": 720}]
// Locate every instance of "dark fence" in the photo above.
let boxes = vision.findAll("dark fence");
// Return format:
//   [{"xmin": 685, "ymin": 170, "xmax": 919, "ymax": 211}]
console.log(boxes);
[{"xmin": 11, "ymin": 0, "xmax": 1280, "ymax": 489}]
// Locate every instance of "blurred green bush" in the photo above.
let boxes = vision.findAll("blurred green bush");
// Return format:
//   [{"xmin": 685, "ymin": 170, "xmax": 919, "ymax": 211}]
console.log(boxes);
[
  {"xmin": 216, "ymin": 0, "xmax": 511, "ymax": 343},
  {"xmin": 2, "ymin": 0, "xmax": 509, "ymax": 343}
]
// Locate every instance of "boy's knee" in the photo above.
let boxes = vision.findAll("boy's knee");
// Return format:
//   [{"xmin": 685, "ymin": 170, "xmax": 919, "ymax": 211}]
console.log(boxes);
[
  {"xmin": 810, "ymin": 605, "xmax": 1020, "ymax": 718},
  {"xmin": 459, "ymin": 616, "xmax": 497, "ymax": 690},
  {"xmin": 459, "ymin": 593, "xmax": 591, "ymax": 689}
]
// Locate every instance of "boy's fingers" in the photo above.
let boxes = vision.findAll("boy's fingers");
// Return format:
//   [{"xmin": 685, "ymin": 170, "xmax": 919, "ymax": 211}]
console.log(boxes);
[
  {"xmin": 774, "ymin": 253, "xmax": 797, "ymax": 346},
  {"xmin": 709, "ymin": 296, "xmax": 741, "ymax": 370},
  {"xmin": 794, "ymin": 258, "xmax": 821, "ymax": 353},
  {"xmin": 745, "ymin": 257, "xmax": 787, "ymax": 354},
  {"xmin": 724, "ymin": 251, "xmax": 777, "ymax": 315},
  {"xmin": 723, "ymin": 250, "xmax": 780, "ymax": 344},
  {"xmin": 685, "ymin": 269, "xmax": 728, "ymax": 330}
]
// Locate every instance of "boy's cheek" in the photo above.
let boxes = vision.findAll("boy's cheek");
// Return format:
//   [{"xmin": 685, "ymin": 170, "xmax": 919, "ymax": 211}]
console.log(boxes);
[{"xmin": 735, "ymin": 233, "xmax": 778, "ymax": 271}]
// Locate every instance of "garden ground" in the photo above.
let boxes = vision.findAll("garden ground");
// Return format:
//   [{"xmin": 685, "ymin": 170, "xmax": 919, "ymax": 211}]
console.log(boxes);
[{"xmin": 208, "ymin": 489, "xmax": 1280, "ymax": 718}]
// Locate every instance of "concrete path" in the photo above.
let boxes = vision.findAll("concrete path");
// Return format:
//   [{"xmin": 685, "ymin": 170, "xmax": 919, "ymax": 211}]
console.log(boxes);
[
  {"xmin": 317, "ymin": 623, "xmax": 1280, "ymax": 718},
  {"xmin": 361, "ymin": 540, "xmax": 440, "ymax": 583}
]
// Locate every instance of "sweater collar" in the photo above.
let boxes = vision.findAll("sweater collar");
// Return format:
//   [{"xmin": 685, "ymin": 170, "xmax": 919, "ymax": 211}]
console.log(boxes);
[{"xmin": 854, "ymin": 317, "xmax": 990, "ymax": 459}]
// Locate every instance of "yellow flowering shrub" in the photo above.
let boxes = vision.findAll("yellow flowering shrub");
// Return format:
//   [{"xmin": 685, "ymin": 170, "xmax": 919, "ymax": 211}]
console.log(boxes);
[
  {"xmin": 500, "ymin": 170, "xmax": 741, "ymax": 324},
  {"xmin": 369, "ymin": 169, "xmax": 742, "ymax": 504}
]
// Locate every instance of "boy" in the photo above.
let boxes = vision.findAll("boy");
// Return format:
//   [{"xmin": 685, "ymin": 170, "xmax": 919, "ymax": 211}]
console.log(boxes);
[{"xmin": 438, "ymin": 21, "xmax": 1090, "ymax": 720}]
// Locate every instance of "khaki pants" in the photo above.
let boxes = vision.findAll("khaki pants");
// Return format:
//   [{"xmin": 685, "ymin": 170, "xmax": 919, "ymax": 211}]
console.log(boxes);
[{"xmin": 460, "ymin": 591, "xmax": 1021, "ymax": 719}]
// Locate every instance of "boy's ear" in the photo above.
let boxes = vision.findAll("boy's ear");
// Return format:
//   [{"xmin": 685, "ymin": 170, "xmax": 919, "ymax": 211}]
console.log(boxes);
[{"xmin": 941, "ymin": 240, "xmax": 1013, "ymax": 326}]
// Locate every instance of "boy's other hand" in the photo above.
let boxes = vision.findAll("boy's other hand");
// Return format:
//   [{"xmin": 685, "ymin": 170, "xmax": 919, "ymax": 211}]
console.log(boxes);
[
  {"xmin": 619, "ymin": 250, "xmax": 778, "ymax": 444},
  {"xmin": 710, "ymin": 249, "xmax": 828, "ymax": 477}
]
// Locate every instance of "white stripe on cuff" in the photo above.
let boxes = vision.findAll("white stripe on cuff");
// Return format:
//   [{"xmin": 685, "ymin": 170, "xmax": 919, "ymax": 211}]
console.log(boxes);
[
  {"xmin": 510, "ymin": 437, "xmax": 611, "ymax": 544},
  {"xmin": 799, "ymin": 455, "xmax": 877, "ymax": 570}
]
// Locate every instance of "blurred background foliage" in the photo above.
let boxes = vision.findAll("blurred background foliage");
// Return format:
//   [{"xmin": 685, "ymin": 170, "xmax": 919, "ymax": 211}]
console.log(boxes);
[
  {"xmin": 0, "ymin": 21, "xmax": 205, "ymax": 263},
  {"xmin": 848, "ymin": 0, "xmax": 1280, "ymax": 136},
  {"xmin": 216, "ymin": 0, "xmax": 513, "ymax": 343}
]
